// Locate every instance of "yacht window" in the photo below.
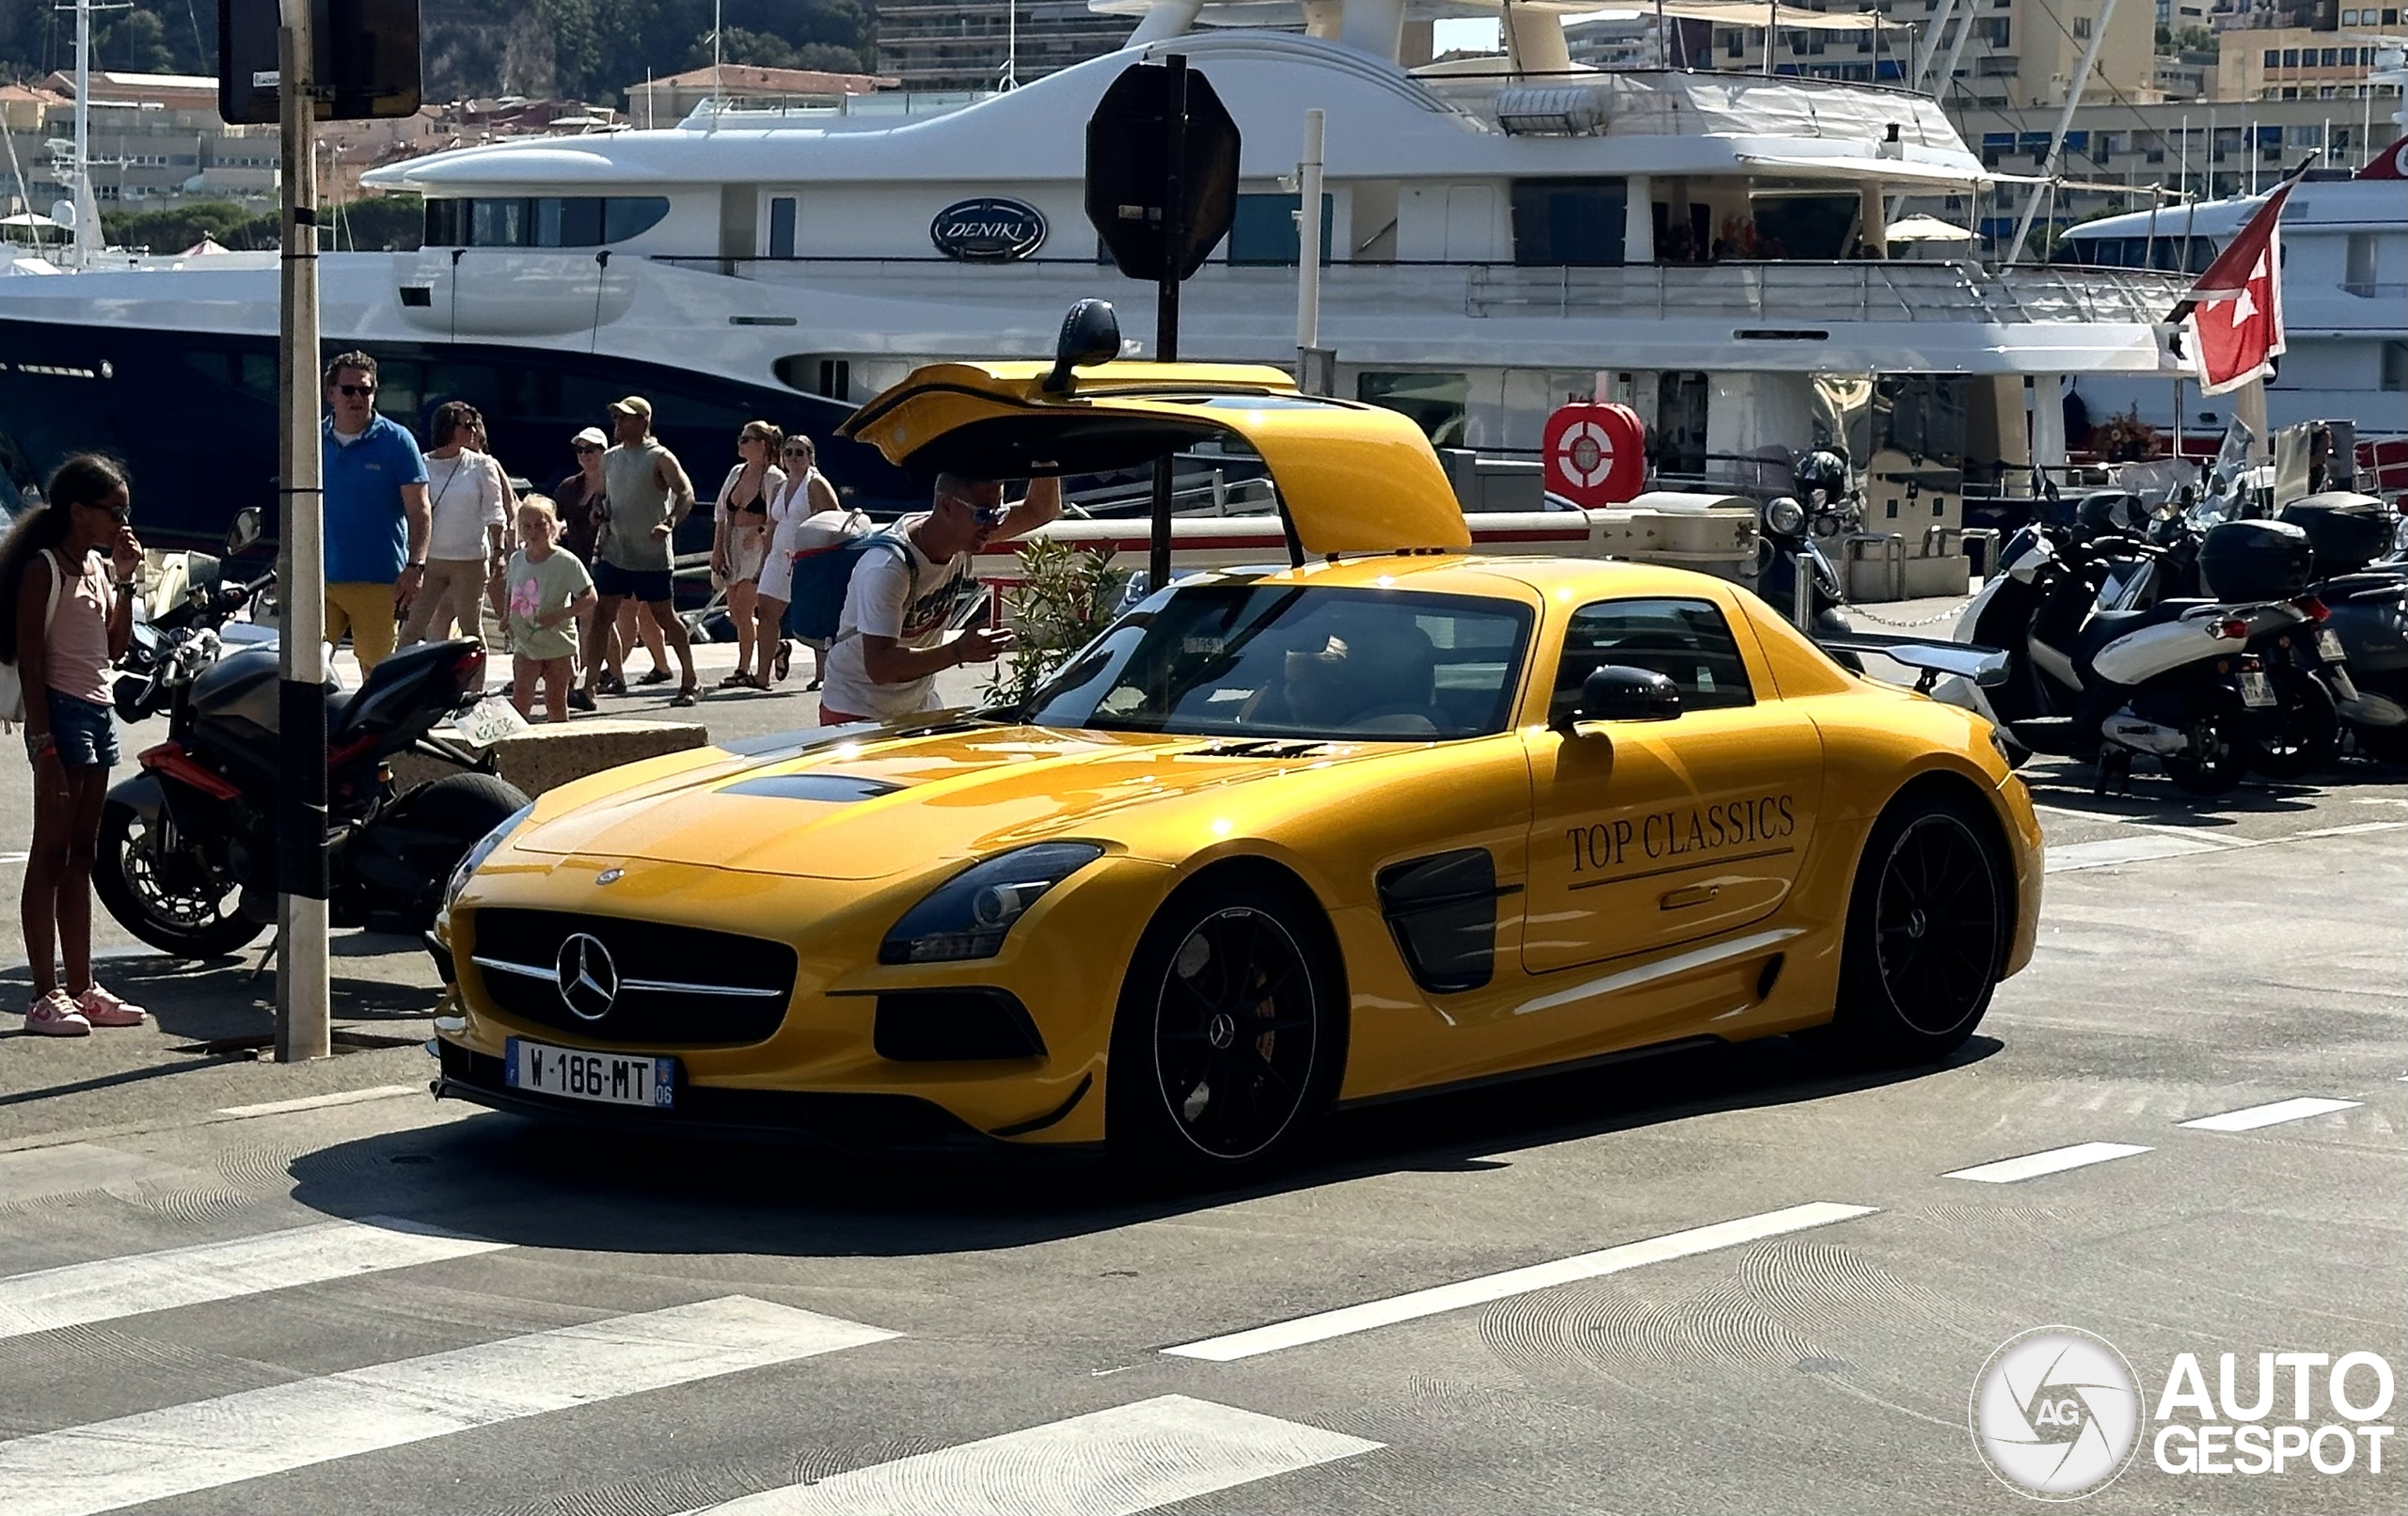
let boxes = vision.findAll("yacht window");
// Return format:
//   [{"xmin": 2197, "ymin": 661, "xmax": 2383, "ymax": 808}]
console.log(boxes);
[
  {"xmin": 421, "ymin": 196, "xmax": 671, "ymax": 248},
  {"xmin": 768, "ymin": 197, "xmax": 798, "ymax": 259},
  {"xmin": 2383, "ymin": 342, "xmax": 2407, "ymax": 393},
  {"xmin": 1358, "ymin": 371, "xmax": 1468, "ymax": 449},
  {"xmin": 1228, "ymin": 193, "xmax": 1333, "ymax": 266},
  {"xmin": 1510, "ymin": 179, "xmax": 1626, "ymax": 267}
]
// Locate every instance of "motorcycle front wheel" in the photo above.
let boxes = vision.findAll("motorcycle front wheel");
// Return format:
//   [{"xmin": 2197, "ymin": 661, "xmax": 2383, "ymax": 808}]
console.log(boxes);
[{"xmin": 94, "ymin": 801, "xmax": 265, "ymax": 958}]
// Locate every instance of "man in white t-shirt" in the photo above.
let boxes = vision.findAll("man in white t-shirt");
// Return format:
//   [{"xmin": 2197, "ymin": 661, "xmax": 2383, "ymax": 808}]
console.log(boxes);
[{"xmin": 816, "ymin": 469, "xmax": 1060, "ymax": 723}]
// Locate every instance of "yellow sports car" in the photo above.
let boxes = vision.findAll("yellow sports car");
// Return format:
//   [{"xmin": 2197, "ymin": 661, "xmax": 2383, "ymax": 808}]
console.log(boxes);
[{"xmin": 429, "ymin": 309, "xmax": 2042, "ymax": 1177}]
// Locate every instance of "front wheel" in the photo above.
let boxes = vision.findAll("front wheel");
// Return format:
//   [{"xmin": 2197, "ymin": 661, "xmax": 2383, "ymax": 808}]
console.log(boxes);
[
  {"xmin": 1831, "ymin": 790, "xmax": 2008, "ymax": 1064},
  {"xmin": 93, "ymin": 800, "xmax": 263, "ymax": 958},
  {"xmin": 1107, "ymin": 875, "xmax": 1340, "ymax": 1183}
]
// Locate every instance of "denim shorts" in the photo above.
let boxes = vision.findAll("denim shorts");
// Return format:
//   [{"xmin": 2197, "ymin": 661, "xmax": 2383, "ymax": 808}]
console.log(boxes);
[{"xmin": 44, "ymin": 688, "xmax": 118, "ymax": 769}]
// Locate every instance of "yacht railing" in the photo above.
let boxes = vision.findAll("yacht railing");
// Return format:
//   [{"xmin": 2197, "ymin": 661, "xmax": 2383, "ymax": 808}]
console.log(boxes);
[{"xmin": 655, "ymin": 254, "xmax": 2191, "ymax": 326}]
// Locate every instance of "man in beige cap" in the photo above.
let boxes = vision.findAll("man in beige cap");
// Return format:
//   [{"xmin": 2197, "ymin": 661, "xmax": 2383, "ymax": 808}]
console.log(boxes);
[{"xmin": 593, "ymin": 396, "xmax": 700, "ymax": 705}]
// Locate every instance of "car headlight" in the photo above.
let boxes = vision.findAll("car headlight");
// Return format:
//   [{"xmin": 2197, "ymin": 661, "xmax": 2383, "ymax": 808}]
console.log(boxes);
[
  {"xmin": 443, "ymin": 801, "xmax": 534, "ymax": 913},
  {"xmin": 1765, "ymin": 496, "xmax": 1806, "ymax": 537},
  {"xmin": 879, "ymin": 843, "xmax": 1103, "ymax": 964}
]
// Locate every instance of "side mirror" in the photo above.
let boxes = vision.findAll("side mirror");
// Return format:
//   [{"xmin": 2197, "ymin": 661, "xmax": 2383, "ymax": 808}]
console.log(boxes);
[
  {"xmin": 1557, "ymin": 665, "xmax": 1682, "ymax": 732},
  {"xmin": 227, "ymin": 507, "xmax": 262, "ymax": 554},
  {"xmin": 1041, "ymin": 298, "xmax": 1120, "ymax": 394}
]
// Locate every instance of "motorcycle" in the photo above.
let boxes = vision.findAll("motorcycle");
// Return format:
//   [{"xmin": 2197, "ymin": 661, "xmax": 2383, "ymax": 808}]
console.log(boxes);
[
  {"xmin": 95, "ymin": 510, "xmax": 531, "ymax": 957},
  {"xmin": 1937, "ymin": 517, "xmax": 2316, "ymax": 796}
]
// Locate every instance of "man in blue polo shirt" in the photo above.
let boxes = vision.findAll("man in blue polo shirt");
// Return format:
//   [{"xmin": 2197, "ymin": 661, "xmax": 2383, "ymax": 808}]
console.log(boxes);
[{"xmin": 321, "ymin": 350, "xmax": 430, "ymax": 671}]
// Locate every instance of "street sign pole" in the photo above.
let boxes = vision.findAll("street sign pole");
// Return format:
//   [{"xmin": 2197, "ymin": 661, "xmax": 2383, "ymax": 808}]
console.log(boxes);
[
  {"xmin": 1148, "ymin": 54, "xmax": 1188, "ymax": 595},
  {"xmin": 275, "ymin": 0, "xmax": 330, "ymax": 1062}
]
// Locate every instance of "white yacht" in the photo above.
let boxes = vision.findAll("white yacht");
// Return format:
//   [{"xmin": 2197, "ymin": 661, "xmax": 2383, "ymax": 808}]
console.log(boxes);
[
  {"xmin": 0, "ymin": 0, "xmax": 2190, "ymax": 563},
  {"xmin": 2050, "ymin": 143, "xmax": 2408, "ymax": 445}
]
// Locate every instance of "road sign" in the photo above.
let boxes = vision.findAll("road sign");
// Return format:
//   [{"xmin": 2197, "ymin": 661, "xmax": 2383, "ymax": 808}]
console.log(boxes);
[
  {"xmin": 219, "ymin": 0, "xmax": 422, "ymax": 126},
  {"xmin": 1085, "ymin": 60, "xmax": 1241, "ymax": 283}
]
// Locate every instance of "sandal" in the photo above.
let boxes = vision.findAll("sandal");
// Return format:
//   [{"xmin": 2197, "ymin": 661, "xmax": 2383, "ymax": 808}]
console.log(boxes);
[
  {"xmin": 596, "ymin": 673, "xmax": 627, "ymax": 696},
  {"xmin": 772, "ymin": 640, "xmax": 792, "ymax": 682},
  {"xmin": 717, "ymin": 671, "xmax": 752, "ymax": 689},
  {"xmin": 671, "ymin": 684, "xmax": 699, "ymax": 707},
  {"xmin": 635, "ymin": 668, "xmax": 673, "ymax": 686}
]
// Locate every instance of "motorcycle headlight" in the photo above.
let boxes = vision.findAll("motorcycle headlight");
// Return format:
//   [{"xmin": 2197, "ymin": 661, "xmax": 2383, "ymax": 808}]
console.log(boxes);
[
  {"xmin": 1765, "ymin": 497, "xmax": 1806, "ymax": 537},
  {"xmin": 443, "ymin": 801, "xmax": 534, "ymax": 912},
  {"xmin": 879, "ymin": 843, "xmax": 1103, "ymax": 965}
]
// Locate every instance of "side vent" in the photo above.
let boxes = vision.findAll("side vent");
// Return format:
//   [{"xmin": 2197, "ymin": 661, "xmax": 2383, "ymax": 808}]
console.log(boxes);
[{"xmin": 1376, "ymin": 848, "xmax": 1513, "ymax": 994}]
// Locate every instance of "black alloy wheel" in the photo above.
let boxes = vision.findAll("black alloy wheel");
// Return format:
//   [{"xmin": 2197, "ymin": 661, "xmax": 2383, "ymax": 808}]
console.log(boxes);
[
  {"xmin": 93, "ymin": 800, "xmax": 263, "ymax": 958},
  {"xmin": 1109, "ymin": 876, "xmax": 1337, "ymax": 1179},
  {"xmin": 1833, "ymin": 791, "xmax": 2007, "ymax": 1063}
]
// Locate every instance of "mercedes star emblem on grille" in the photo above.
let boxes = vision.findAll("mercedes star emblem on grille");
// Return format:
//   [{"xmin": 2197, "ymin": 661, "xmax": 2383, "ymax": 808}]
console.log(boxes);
[{"xmin": 554, "ymin": 933, "xmax": 620, "ymax": 1021}]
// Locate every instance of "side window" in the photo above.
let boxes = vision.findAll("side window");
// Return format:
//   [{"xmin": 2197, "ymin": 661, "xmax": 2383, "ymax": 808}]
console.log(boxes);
[{"xmin": 1551, "ymin": 597, "xmax": 1754, "ymax": 723}]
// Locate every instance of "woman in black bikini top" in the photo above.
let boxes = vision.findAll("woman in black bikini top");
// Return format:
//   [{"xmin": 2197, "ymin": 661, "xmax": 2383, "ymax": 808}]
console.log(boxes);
[{"xmin": 710, "ymin": 419, "xmax": 787, "ymax": 690}]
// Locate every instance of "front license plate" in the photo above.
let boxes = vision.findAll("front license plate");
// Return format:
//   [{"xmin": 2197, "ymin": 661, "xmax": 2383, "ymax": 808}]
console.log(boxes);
[
  {"xmin": 2316, "ymin": 628, "xmax": 2346, "ymax": 663},
  {"xmin": 2238, "ymin": 671, "xmax": 2276, "ymax": 708},
  {"xmin": 505, "ymin": 1037, "xmax": 675, "ymax": 1109}
]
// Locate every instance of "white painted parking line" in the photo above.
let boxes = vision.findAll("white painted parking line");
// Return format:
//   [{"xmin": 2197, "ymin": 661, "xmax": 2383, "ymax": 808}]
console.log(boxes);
[
  {"xmin": 2286, "ymin": 821, "xmax": 2408, "ymax": 842},
  {"xmin": 0, "ymin": 1216, "xmax": 508, "ymax": 1340},
  {"xmin": 2178, "ymin": 1097, "xmax": 2363, "ymax": 1132},
  {"xmin": 684, "ymin": 1395, "xmax": 1382, "ymax": 1516},
  {"xmin": 0, "ymin": 1296, "xmax": 896, "ymax": 1516},
  {"xmin": 0, "ymin": 1144, "xmax": 193, "ymax": 1207},
  {"xmin": 2044, "ymin": 835, "xmax": 2225, "ymax": 874},
  {"xmin": 1161, "ymin": 1201, "xmax": 1875, "ymax": 1363},
  {"xmin": 215, "ymin": 1085, "xmax": 421, "ymax": 1118},
  {"xmin": 1942, "ymin": 1142, "xmax": 2153, "ymax": 1183}
]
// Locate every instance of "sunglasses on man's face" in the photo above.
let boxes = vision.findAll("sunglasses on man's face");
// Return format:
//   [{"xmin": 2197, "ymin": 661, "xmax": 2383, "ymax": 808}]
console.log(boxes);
[{"xmin": 336, "ymin": 383, "xmax": 375, "ymax": 398}]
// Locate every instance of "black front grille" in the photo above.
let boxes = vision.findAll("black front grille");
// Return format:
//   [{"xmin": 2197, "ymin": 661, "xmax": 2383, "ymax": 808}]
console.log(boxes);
[{"xmin": 465, "ymin": 908, "xmax": 797, "ymax": 1046}]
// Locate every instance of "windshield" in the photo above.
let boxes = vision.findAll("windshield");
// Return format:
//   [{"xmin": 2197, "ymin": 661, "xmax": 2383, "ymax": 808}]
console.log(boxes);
[{"xmin": 1022, "ymin": 584, "xmax": 1534, "ymax": 741}]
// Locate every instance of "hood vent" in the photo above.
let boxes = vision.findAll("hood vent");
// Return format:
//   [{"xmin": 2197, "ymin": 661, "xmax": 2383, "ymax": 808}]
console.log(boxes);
[
  {"xmin": 720, "ymin": 773, "xmax": 901, "ymax": 802},
  {"xmin": 1185, "ymin": 739, "xmax": 1329, "ymax": 760}
]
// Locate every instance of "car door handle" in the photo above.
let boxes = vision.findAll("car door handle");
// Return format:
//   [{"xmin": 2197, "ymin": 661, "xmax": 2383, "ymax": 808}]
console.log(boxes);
[{"xmin": 1660, "ymin": 883, "xmax": 1720, "ymax": 911}]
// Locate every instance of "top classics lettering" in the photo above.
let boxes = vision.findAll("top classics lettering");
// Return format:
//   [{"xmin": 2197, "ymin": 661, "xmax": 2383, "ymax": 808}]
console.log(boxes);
[{"xmin": 1566, "ymin": 795, "xmax": 1796, "ymax": 874}]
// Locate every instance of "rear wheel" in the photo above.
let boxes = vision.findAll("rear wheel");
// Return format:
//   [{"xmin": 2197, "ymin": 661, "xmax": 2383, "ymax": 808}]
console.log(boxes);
[
  {"xmin": 1833, "ymin": 791, "xmax": 2008, "ymax": 1064},
  {"xmin": 381, "ymin": 773, "xmax": 531, "ymax": 929},
  {"xmin": 2160, "ymin": 688, "xmax": 2250, "ymax": 797},
  {"xmin": 1107, "ymin": 875, "xmax": 1339, "ymax": 1182},
  {"xmin": 93, "ymin": 800, "xmax": 262, "ymax": 958},
  {"xmin": 2246, "ymin": 665, "xmax": 2338, "ymax": 781}
]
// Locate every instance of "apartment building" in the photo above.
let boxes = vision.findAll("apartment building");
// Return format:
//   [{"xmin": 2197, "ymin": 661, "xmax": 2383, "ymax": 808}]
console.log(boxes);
[
  {"xmin": 873, "ymin": 0, "xmax": 1134, "ymax": 92},
  {"xmin": 2218, "ymin": 20, "xmax": 2405, "ymax": 94}
]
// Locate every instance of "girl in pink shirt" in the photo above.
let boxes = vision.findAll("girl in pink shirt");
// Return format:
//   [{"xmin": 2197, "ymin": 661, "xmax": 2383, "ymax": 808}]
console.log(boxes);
[{"xmin": 0, "ymin": 456, "xmax": 147, "ymax": 1035}]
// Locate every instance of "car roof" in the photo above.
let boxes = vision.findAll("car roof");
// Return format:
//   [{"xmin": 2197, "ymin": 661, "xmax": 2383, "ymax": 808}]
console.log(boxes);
[{"xmin": 1199, "ymin": 552, "xmax": 1741, "ymax": 604}]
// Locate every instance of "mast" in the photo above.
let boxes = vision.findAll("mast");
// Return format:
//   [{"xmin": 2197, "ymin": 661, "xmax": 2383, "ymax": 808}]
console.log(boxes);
[{"xmin": 2004, "ymin": 0, "xmax": 2119, "ymax": 264}]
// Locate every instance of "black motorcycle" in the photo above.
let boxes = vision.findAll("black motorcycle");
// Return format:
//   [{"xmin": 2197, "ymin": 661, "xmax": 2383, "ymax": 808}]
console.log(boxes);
[{"xmin": 96, "ymin": 514, "xmax": 530, "ymax": 957}]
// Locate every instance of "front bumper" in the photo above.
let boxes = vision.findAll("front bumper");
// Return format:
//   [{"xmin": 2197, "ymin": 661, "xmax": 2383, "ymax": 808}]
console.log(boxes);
[{"xmin": 430, "ymin": 1040, "xmax": 1100, "ymax": 1161}]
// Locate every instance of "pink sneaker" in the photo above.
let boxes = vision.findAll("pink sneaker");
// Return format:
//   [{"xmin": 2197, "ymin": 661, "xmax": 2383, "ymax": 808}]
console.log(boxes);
[
  {"xmin": 24, "ymin": 991, "xmax": 92, "ymax": 1037},
  {"xmin": 75, "ymin": 984, "xmax": 148, "ymax": 1028}
]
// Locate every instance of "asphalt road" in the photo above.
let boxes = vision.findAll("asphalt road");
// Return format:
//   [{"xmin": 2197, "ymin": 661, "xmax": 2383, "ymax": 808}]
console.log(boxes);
[{"xmin": 0, "ymin": 627, "xmax": 2401, "ymax": 1516}]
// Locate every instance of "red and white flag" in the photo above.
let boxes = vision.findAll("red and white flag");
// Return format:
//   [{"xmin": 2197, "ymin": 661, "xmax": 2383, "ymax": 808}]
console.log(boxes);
[{"xmin": 2169, "ymin": 175, "xmax": 2297, "ymax": 397}]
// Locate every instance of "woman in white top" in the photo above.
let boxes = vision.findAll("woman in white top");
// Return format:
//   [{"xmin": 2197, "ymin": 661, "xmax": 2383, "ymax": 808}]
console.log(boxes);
[
  {"xmin": 400, "ymin": 401, "xmax": 508, "ymax": 650},
  {"xmin": 754, "ymin": 434, "xmax": 844, "ymax": 688},
  {"xmin": 709, "ymin": 419, "xmax": 786, "ymax": 689}
]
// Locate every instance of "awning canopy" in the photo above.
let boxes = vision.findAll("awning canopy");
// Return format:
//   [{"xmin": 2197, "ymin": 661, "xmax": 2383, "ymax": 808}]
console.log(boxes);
[
  {"xmin": 1886, "ymin": 213, "xmax": 1974, "ymax": 242},
  {"xmin": 1738, "ymin": 151, "xmax": 1985, "ymax": 188}
]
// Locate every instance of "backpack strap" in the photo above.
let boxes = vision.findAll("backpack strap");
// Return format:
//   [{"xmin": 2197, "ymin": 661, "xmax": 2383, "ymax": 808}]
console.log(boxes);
[{"xmin": 40, "ymin": 548, "xmax": 62, "ymax": 630}]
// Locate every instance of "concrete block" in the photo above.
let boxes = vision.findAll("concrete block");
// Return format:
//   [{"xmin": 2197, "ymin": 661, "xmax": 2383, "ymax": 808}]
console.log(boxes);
[
  {"xmin": 389, "ymin": 719, "xmax": 708, "ymax": 798},
  {"xmin": 1901, "ymin": 552, "xmax": 1975, "ymax": 599}
]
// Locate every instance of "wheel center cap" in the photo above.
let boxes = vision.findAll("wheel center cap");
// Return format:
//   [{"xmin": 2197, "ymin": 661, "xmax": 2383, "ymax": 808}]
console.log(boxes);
[
  {"xmin": 1206, "ymin": 1012, "xmax": 1237, "ymax": 1050},
  {"xmin": 1906, "ymin": 907, "xmax": 1928, "ymax": 940}
]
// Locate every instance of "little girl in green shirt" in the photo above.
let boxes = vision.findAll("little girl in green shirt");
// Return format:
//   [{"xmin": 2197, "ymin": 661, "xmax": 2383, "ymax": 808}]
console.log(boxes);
[{"xmin": 505, "ymin": 497, "xmax": 597, "ymax": 723}]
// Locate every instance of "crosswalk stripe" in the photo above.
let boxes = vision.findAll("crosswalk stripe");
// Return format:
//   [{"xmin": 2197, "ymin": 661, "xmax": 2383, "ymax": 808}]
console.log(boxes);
[
  {"xmin": 0, "ymin": 1215, "xmax": 509, "ymax": 1340},
  {"xmin": 2178, "ymin": 1097, "xmax": 2364, "ymax": 1132},
  {"xmin": 681, "ymin": 1395, "xmax": 1382, "ymax": 1516},
  {"xmin": 0, "ymin": 1296, "xmax": 896, "ymax": 1516},
  {"xmin": 215, "ymin": 1085, "xmax": 422, "ymax": 1118},
  {"xmin": 1942, "ymin": 1142, "xmax": 2153, "ymax": 1183},
  {"xmin": 0, "ymin": 1144, "xmax": 193, "ymax": 1207},
  {"xmin": 2044, "ymin": 835, "xmax": 2223, "ymax": 874},
  {"xmin": 1160, "ymin": 1201, "xmax": 1876, "ymax": 1363}
]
